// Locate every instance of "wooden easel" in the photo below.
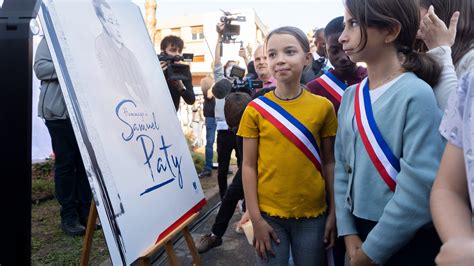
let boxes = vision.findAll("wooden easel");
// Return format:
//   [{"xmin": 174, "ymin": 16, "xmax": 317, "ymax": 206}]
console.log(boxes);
[
  {"xmin": 138, "ymin": 212, "xmax": 202, "ymax": 266},
  {"xmin": 80, "ymin": 202, "xmax": 202, "ymax": 266},
  {"xmin": 80, "ymin": 201, "xmax": 99, "ymax": 266}
]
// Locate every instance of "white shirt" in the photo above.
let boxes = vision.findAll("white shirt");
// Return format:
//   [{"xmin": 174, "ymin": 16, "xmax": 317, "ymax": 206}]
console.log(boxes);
[{"xmin": 352, "ymin": 74, "xmax": 407, "ymax": 133}]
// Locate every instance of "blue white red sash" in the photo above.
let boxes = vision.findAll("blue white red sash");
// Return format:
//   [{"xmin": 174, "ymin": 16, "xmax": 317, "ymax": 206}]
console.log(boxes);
[
  {"xmin": 354, "ymin": 79, "xmax": 400, "ymax": 191},
  {"xmin": 316, "ymin": 71, "xmax": 348, "ymax": 103},
  {"xmin": 248, "ymin": 96, "xmax": 322, "ymax": 173}
]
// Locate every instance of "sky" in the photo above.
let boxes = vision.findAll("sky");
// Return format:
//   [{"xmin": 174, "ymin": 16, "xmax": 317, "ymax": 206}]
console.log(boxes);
[{"xmin": 132, "ymin": 0, "xmax": 345, "ymax": 34}]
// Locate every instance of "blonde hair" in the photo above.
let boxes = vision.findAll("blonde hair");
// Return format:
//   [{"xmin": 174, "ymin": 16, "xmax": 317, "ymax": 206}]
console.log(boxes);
[{"xmin": 200, "ymin": 75, "xmax": 214, "ymax": 95}]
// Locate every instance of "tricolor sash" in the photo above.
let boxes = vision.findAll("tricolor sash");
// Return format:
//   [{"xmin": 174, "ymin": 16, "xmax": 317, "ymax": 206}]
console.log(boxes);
[
  {"xmin": 315, "ymin": 71, "xmax": 348, "ymax": 103},
  {"xmin": 248, "ymin": 96, "xmax": 322, "ymax": 173},
  {"xmin": 354, "ymin": 79, "xmax": 400, "ymax": 191}
]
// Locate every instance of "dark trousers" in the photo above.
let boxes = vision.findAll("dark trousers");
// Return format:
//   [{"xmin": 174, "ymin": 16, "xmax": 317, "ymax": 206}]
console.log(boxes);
[
  {"xmin": 328, "ymin": 237, "xmax": 346, "ymax": 266},
  {"xmin": 45, "ymin": 119, "xmax": 92, "ymax": 223},
  {"xmin": 211, "ymin": 168, "xmax": 244, "ymax": 238},
  {"xmin": 216, "ymin": 130, "xmax": 241, "ymax": 199},
  {"xmin": 355, "ymin": 217, "xmax": 441, "ymax": 265}
]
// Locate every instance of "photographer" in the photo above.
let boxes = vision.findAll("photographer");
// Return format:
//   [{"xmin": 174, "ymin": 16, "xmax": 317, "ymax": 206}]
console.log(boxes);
[
  {"xmin": 159, "ymin": 35, "xmax": 195, "ymax": 111},
  {"xmin": 214, "ymin": 22, "xmax": 247, "ymax": 82},
  {"xmin": 208, "ymin": 21, "xmax": 249, "ymax": 196}
]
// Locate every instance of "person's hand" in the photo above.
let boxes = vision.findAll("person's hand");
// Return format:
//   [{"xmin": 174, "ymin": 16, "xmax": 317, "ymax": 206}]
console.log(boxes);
[
  {"xmin": 435, "ymin": 237, "xmax": 474, "ymax": 266},
  {"xmin": 169, "ymin": 80, "xmax": 185, "ymax": 94},
  {"xmin": 417, "ymin": 5, "xmax": 460, "ymax": 50},
  {"xmin": 236, "ymin": 211, "xmax": 250, "ymax": 232},
  {"xmin": 345, "ymin": 235, "xmax": 362, "ymax": 262},
  {"xmin": 160, "ymin": 61, "xmax": 169, "ymax": 71},
  {"xmin": 216, "ymin": 22, "xmax": 225, "ymax": 35},
  {"xmin": 350, "ymin": 248, "xmax": 376, "ymax": 266},
  {"xmin": 252, "ymin": 217, "xmax": 280, "ymax": 261},
  {"xmin": 239, "ymin": 47, "xmax": 247, "ymax": 59},
  {"xmin": 238, "ymin": 211, "xmax": 250, "ymax": 225},
  {"xmin": 324, "ymin": 212, "xmax": 336, "ymax": 249}
]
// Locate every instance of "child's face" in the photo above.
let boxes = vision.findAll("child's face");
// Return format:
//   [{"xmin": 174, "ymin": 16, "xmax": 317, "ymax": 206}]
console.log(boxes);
[
  {"xmin": 266, "ymin": 33, "xmax": 311, "ymax": 84},
  {"xmin": 326, "ymin": 33, "xmax": 356, "ymax": 72},
  {"xmin": 339, "ymin": 7, "xmax": 387, "ymax": 64}
]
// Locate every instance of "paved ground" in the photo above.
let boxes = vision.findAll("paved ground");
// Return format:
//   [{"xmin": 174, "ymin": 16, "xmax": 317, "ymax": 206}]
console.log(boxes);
[
  {"xmin": 156, "ymin": 205, "xmax": 256, "ymax": 265},
  {"xmin": 156, "ymin": 163, "xmax": 256, "ymax": 265}
]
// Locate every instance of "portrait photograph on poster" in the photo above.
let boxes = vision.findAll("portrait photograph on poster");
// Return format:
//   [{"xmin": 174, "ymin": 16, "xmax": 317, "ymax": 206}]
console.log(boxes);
[{"xmin": 38, "ymin": 0, "xmax": 206, "ymax": 264}]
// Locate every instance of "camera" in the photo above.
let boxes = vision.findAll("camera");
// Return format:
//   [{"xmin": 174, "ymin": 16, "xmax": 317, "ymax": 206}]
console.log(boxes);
[
  {"xmin": 158, "ymin": 52, "xmax": 194, "ymax": 81},
  {"xmin": 220, "ymin": 10, "xmax": 246, "ymax": 43},
  {"xmin": 229, "ymin": 65, "xmax": 263, "ymax": 95}
]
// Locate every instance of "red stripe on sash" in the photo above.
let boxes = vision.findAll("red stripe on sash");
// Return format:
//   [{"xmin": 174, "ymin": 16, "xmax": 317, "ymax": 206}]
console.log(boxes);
[
  {"xmin": 354, "ymin": 83, "xmax": 396, "ymax": 191},
  {"xmin": 316, "ymin": 78, "xmax": 342, "ymax": 103},
  {"xmin": 248, "ymin": 101, "xmax": 322, "ymax": 173}
]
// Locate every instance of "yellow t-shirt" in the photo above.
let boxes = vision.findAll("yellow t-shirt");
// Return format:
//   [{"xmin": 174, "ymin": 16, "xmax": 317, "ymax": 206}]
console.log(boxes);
[{"xmin": 237, "ymin": 90, "xmax": 337, "ymax": 218}]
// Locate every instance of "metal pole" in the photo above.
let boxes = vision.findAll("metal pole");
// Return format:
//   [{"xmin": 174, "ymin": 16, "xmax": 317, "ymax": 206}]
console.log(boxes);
[{"xmin": 0, "ymin": 1, "xmax": 40, "ymax": 264}]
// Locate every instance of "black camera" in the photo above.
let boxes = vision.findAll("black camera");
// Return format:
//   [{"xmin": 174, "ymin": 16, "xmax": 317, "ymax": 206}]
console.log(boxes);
[
  {"xmin": 220, "ymin": 10, "xmax": 246, "ymax": 43},
  {"xmin": 158, "ymin": 52, "xmax": 194, "ymax": 81},
  {"xmin": 229, "ymin": 65, "xmax": 263, "ymax": 95}
]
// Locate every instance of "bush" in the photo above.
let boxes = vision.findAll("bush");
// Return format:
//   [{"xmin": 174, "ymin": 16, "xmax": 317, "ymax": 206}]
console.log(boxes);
[
  {"xmin": 32, "ymin": 159, "xmax": 54, "ymax": 180},
  {"xmin": 192, "ymin": 152, "xmax": 205, "ymax": 173},
  {"xmin": 32, "ymin": 179, "xmax": 55, "ymax": 203},
  {"xmin": 32, "ymin": 160, "xmax": 55, "ymax": 202}
]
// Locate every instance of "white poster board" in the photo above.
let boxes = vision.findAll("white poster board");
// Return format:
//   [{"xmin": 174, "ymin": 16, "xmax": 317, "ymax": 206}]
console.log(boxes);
[{"xmin": 38, "ymin": 0, "xmax": 206, "ymax": 264}]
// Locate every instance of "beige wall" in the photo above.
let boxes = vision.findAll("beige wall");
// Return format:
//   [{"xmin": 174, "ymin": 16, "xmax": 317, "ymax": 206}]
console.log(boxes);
[{"xmin": 155, "ymin": 9, "xmax": 269, "ymax": 84}]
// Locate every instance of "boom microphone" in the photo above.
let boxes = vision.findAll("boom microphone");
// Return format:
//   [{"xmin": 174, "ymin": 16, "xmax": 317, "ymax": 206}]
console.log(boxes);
[{"xmin": 212, "ymin": 78, "xmax": 233, "ymax": 99}]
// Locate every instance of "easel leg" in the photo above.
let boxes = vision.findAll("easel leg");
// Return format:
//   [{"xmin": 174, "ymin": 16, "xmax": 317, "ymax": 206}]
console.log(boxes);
[
  {"xmin": 139, "ymin": 213, "xmax": 202, "ymax": 265},
  {"xmin": 165, "ymin": 241, "xmax": 179, "ymax": 266},
  {"xmin": 139, "ymin": 256, "xmax": 151, "ymax": 266},
  {"xmin": 183, "ymin": 227, "xmax": 202, "ymax": 266},
  {"xmin": 80, "ymin": 201, "xmax": 98, "ymax": 266}
]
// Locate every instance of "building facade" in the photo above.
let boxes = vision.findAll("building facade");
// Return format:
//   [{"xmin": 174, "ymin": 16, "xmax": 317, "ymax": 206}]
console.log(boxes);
[{"xmin": 153, "ymin": 9, "xmax": 269, "ymax": 87}]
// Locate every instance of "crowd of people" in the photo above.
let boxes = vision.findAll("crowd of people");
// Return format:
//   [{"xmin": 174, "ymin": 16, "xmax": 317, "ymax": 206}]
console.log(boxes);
[
  {"xmin": 191, "ymin": 0, "xmax": 474, "ymax": 265},
  {"xmin": 35, "ymin": 0, "xmax": 474, "ymax": 264}
]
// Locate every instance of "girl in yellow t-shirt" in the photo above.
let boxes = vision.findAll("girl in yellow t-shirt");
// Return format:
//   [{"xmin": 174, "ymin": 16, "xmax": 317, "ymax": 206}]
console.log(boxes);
[{"xmin": 237, "ymin": 26, "xmax": 338, "ymax": 265}]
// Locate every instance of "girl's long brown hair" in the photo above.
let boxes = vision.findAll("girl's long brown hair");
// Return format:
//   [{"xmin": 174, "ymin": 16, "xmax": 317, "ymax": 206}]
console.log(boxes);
[{"xmin": 345, "ymin": 0, "xmax": 441, "ymax": 87}]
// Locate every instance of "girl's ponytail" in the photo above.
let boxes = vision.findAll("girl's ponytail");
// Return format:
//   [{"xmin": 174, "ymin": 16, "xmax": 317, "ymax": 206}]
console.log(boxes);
[{"xmin": 399, "ymin": 46, "xmax": 441, "ymax": 87}]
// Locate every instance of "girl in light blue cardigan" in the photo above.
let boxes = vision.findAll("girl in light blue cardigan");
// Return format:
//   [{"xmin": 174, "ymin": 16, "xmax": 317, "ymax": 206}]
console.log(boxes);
[{"xmin": 335, "ymin": 0, "xmax": 445, "ymax": 265}]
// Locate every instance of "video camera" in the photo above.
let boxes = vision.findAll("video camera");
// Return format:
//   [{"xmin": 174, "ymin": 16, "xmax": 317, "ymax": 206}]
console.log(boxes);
[
  {"xmin": 158, "ymin": 52, "xmax": 194, "ymax": 81},
  {"xmin": 220, "ymin": 10, "xmax": 246, "ymax": 43},
  {"xmin": 229, "ymin": 65, "xmax": 263, "ymax": 95}
]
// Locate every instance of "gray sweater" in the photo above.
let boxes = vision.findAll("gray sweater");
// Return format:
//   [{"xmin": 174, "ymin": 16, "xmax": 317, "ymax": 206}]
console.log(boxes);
[
  {"xmin": 34, "ymin": 37, "xmax": 68, "ymax": 120},
  {"xmin": 428, "ymin": 46, "xmax": 474, "ymax": 111}
]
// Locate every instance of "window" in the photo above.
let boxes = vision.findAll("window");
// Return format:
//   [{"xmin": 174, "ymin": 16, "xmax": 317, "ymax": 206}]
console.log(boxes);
[
  {"xmin": 193, "ymin": 55, "xmax": 205, "ymax": 62},
  {"xmin": 191, "ymin": 25, "xmax": 204, "ymax": 40}
]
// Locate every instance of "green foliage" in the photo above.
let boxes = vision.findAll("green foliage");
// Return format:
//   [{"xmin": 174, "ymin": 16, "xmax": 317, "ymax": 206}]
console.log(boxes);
[
  {"xmin": 32, "ymin": 159, "xmax": 54, "ymax": 180},
  {"xmin": 192, "ymin": 152, "xmax": 205, "ymax": 173},
  {"xmin": 32, "ymin": 160, "xmax": 55, "ymax": 202},
  {"xmin": 31, "ymin": 200, "xmax": 108, "ymax": 265},
  {"xmin": 32, "ymin": 179, "xmax": 55, "ymax": 202}
]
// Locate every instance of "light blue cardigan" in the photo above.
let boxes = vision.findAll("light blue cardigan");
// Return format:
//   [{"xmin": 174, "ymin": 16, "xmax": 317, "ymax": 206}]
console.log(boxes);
[{"xmin": 334, "ymin": 72, "xmax": 444, "ymax": 264}]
